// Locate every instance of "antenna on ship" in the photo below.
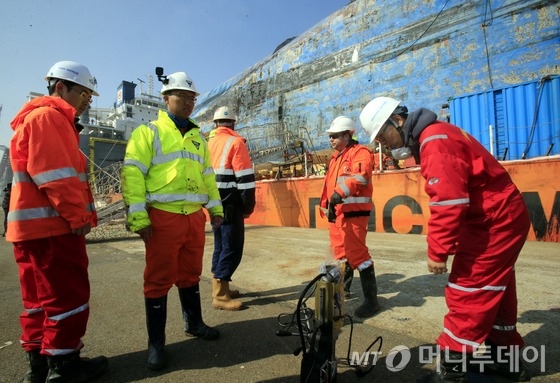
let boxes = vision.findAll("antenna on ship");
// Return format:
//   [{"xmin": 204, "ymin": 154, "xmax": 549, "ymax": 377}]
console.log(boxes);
[
  {"xmin": 136, "ymin": 78, "xmax": 145, "ymax": 95},
  {"xmin": 148, "ymin": 75, "xmax": 154, "ymax": 96}
]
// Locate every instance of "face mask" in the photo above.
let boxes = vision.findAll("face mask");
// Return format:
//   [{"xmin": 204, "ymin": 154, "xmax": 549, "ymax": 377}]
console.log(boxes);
[{"xmin": 391, "ymin": 147, "xmax": 412, "ymax": 160}]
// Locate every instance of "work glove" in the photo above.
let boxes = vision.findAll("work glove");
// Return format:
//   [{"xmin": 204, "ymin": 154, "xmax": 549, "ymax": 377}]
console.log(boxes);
[
  {"xmin": 330, "ymin": 192, "xmax": 343, "ymax": 205},
  {"xmin": 327, "ymin": 203, "xmax": 336, "ymax": 223}
]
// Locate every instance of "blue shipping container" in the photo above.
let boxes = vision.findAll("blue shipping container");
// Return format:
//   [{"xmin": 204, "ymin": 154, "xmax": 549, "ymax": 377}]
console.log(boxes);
[{"xmin": 449, "ymin": 76, "xmax": 560, "ymax": 160}]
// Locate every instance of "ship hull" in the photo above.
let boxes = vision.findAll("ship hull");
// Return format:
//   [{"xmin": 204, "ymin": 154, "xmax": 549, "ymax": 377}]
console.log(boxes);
[
  {"xmin": 246, "ymin": 155, "xmax": 560, "ymax": 243},
  {"xmin": 192, "ymin": 0, "xmax": 559, "ymax": 163}
]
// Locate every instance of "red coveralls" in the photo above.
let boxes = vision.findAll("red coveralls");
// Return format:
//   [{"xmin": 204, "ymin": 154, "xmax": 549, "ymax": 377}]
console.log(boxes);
[
  {"xmin": 320, "ymin": 142, "xmax": 374, "ymax": 270},
  {"xmin": 418, "ymin": 121, "xmax": 530, "ymax": 353},
  {"xmin": 8, "ymin": 97, "xmax": 97, "ymax": 355}
]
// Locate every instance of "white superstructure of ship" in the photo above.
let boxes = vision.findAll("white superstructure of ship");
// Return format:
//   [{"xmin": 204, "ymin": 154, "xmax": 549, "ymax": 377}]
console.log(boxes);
[{"xmin": 81, "ymin": 77, "xmax": 165, "ymax": 141}]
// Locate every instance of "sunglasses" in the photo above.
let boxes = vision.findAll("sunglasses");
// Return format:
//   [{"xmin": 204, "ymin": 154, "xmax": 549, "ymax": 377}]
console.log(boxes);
[
  {"xmin": 71, "ymin": 87, "xmax": 93, "ymax": 104},
  {"xmin": 329, "ymin": 133, "xmax": 344, "ymax": 139}
]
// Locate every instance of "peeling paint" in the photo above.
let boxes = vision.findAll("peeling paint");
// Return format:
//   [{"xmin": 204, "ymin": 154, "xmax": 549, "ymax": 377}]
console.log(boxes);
[{"xmin": 192, "ymin": 0, "xmax": 559, "ymax": 164}]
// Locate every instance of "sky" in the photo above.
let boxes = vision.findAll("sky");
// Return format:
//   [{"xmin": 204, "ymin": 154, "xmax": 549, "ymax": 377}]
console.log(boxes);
[{"xmin": 0, "ymin": 0, "xmax": 348, "ymax": 147}]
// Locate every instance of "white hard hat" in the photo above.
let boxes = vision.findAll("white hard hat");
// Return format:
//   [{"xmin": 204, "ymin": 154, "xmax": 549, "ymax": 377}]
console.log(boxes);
[
  {"xmin": 359, "ymin": 97, "xmax": 401, "ymax": 143},
  {"xmin": 45, "ymin": 60, "xmax": 99, "ymax": 96},
  {"xmin": 213, "ymin": 106, "xmax": 237, "ymax": 122},
  {"xmin": 161, "ymin": 72, "xmax": 199, "ymax": 96},
  {"xmin": 327, "ymin": 116, "xmax": 356, "ymax": 134}
]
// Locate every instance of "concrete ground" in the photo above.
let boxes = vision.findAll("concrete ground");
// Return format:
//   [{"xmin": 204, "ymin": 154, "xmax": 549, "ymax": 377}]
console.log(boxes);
[{"xmin": 0, "ymin": 222, "xmax": 559, "ymax": 383}]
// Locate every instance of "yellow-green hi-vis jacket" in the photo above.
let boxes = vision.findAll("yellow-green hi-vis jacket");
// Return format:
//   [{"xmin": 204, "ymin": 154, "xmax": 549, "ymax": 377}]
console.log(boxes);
[{"xmin": 121, "ymin": 110, "xmax": 223, "ymax": 233}]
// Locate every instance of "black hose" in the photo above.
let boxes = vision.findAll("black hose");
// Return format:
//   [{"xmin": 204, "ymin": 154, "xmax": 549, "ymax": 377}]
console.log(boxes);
[
  {"xmin": 521, "ymin": 75, "xmax": 550, "ymax": 159},
  {"xmin": 297, "ymin": 273, "xmax": 326, "ymax": 355}
]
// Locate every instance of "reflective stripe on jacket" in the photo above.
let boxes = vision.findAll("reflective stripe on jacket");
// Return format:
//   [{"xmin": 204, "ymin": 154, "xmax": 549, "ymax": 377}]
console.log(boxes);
[
  {"xmin": 7, "ymin": 96, "xmax": 97, "ymax": 242},
  {"xmin": 418, "ymin": 121, "xmax": 529, "ymax": 262},
  {"xmin": 208, "ymin": 126, "xmax": 256, "ymax": 216},
  {"xmin": 320, "ymin": 142, "xmax": 373, "ymax": 217},
  {"xmin": 121, "ymin": 110, "xmax": 223, "ymax": 233}
]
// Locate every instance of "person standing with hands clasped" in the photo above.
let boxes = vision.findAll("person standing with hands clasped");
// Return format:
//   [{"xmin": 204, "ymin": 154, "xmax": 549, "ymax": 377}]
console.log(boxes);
[
  {"xmin": 319, "ymin": 116, "xmax": 380, "ymax": 319},
  {"xmin": 121, "ymin": 68, "xmax": 224, "ymax": 371},
  {"xmin": 360, "ymin": 97, "xmax": 531, "ymax": 383},
  {"xmin": 208, "ymin": 107, "xmax": 256, "ymax": 311},
  {"xmin": 8, "ymin": 61, "xmax": 108, "ymax": 383}
]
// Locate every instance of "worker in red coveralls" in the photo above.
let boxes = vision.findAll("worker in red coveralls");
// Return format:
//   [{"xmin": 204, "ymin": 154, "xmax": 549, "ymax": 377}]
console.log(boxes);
[
  {"xmin": 360, "ymin": 97, "xmax": 531, "ymax": 383},
  {"xmin": 8, "ymin": 60, "xmax": 107, "ymax": 383},
  {"xmin": 319, "ymin": 116, "xmax": 380, "ymax": 319}
]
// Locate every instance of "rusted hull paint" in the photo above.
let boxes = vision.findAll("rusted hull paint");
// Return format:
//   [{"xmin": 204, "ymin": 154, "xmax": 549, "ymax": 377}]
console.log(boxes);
[{"xmin": 246, "ymin": 156, "xmax": 560, "ymax": 243}]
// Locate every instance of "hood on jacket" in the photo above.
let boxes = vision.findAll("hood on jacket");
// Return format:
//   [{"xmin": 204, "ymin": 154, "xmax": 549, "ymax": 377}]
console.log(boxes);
[
  {"xmin": 401, "ymin": 108, "xmax": 438, "ymax": 146},
  {"xmin": 10, "ymin": 96, "xmax": 76, "ymax": 131},
  {"xmin": 400, "ymin": 108, "xmax": 438, "ymax": 163}
]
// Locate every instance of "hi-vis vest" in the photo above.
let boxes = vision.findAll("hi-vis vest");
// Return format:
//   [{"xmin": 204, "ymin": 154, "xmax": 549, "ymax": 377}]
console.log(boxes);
[
  {"xmin": 7, "ymin": 96, "xmax": 97, "ymax": 242},
  {"xmin": 121, "ymin": 110, "xmax": 223, "ymax": 233},
  {"xmin": 320, "ymin": 142, "xmax": 373, "ymax": 217},
  {"xmin": 208, "ymin": 126, "xmax": 256, "ymax": 216}
]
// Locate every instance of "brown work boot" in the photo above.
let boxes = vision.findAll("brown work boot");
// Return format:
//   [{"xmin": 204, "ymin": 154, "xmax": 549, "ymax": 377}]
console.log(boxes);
[
  {"xmin": 212, "ymin": 279, "xmax": 244, "ymax": 311},
  {"xmin": 226, "ymin": 281, "xmax": 240, "ymax": 298},
  {"xmin": 211, "ymin": 280, "xmax": 240, "ymax": 298}
]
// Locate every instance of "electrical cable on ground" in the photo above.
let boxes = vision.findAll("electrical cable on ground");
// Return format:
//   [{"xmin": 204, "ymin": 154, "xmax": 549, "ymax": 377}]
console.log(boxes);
[{"xmin": 276, "ymin": 272, "xmax": 383, "ymax": 381}]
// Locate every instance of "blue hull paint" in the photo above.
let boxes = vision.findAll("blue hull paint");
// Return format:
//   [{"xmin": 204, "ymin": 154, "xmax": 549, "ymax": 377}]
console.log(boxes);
[{"xmin": 192, "ymin": 0, "xmax": 559, "ymax": 163}]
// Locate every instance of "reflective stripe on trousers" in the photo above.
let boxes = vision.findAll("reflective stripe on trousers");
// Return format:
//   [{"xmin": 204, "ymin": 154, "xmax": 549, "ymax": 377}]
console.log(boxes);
[
  {"xmin": 14, "ymin": 233, "xmax": 90, "ymax": 354},
  {"xmin": 329, "ymin": 215, "xmax": 372, "ymax": 270}
]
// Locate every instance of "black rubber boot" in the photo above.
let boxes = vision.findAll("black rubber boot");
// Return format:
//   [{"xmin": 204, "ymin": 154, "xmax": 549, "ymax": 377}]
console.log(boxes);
[
  {"xmin": 46, "ymin": 352, "xmax": 108, "ymax": 383},
  {"xmin": 483, "ymin": 340, "xmax": 530, "ymax": 381},
  {"xmin": 354, "ymin": 265, "xmax": 380, "ymax": 318},
  {"xmin": 145, "ymin": 296, "xmax": 167, "ymax": 370},
  {"xmin": 178, "ymin": 285, "xmax": 220, "ymax": 341},
  {"xmin": 343, "ymin": 261, "xmax": 354, "ymax": 298},
  {"xmin": 23, "ymin": 349, "xmax": 49, "ymax": 383},
  {"xmin": 417, "ymin": 350, "xmax": 469, "ymax": 383}
]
